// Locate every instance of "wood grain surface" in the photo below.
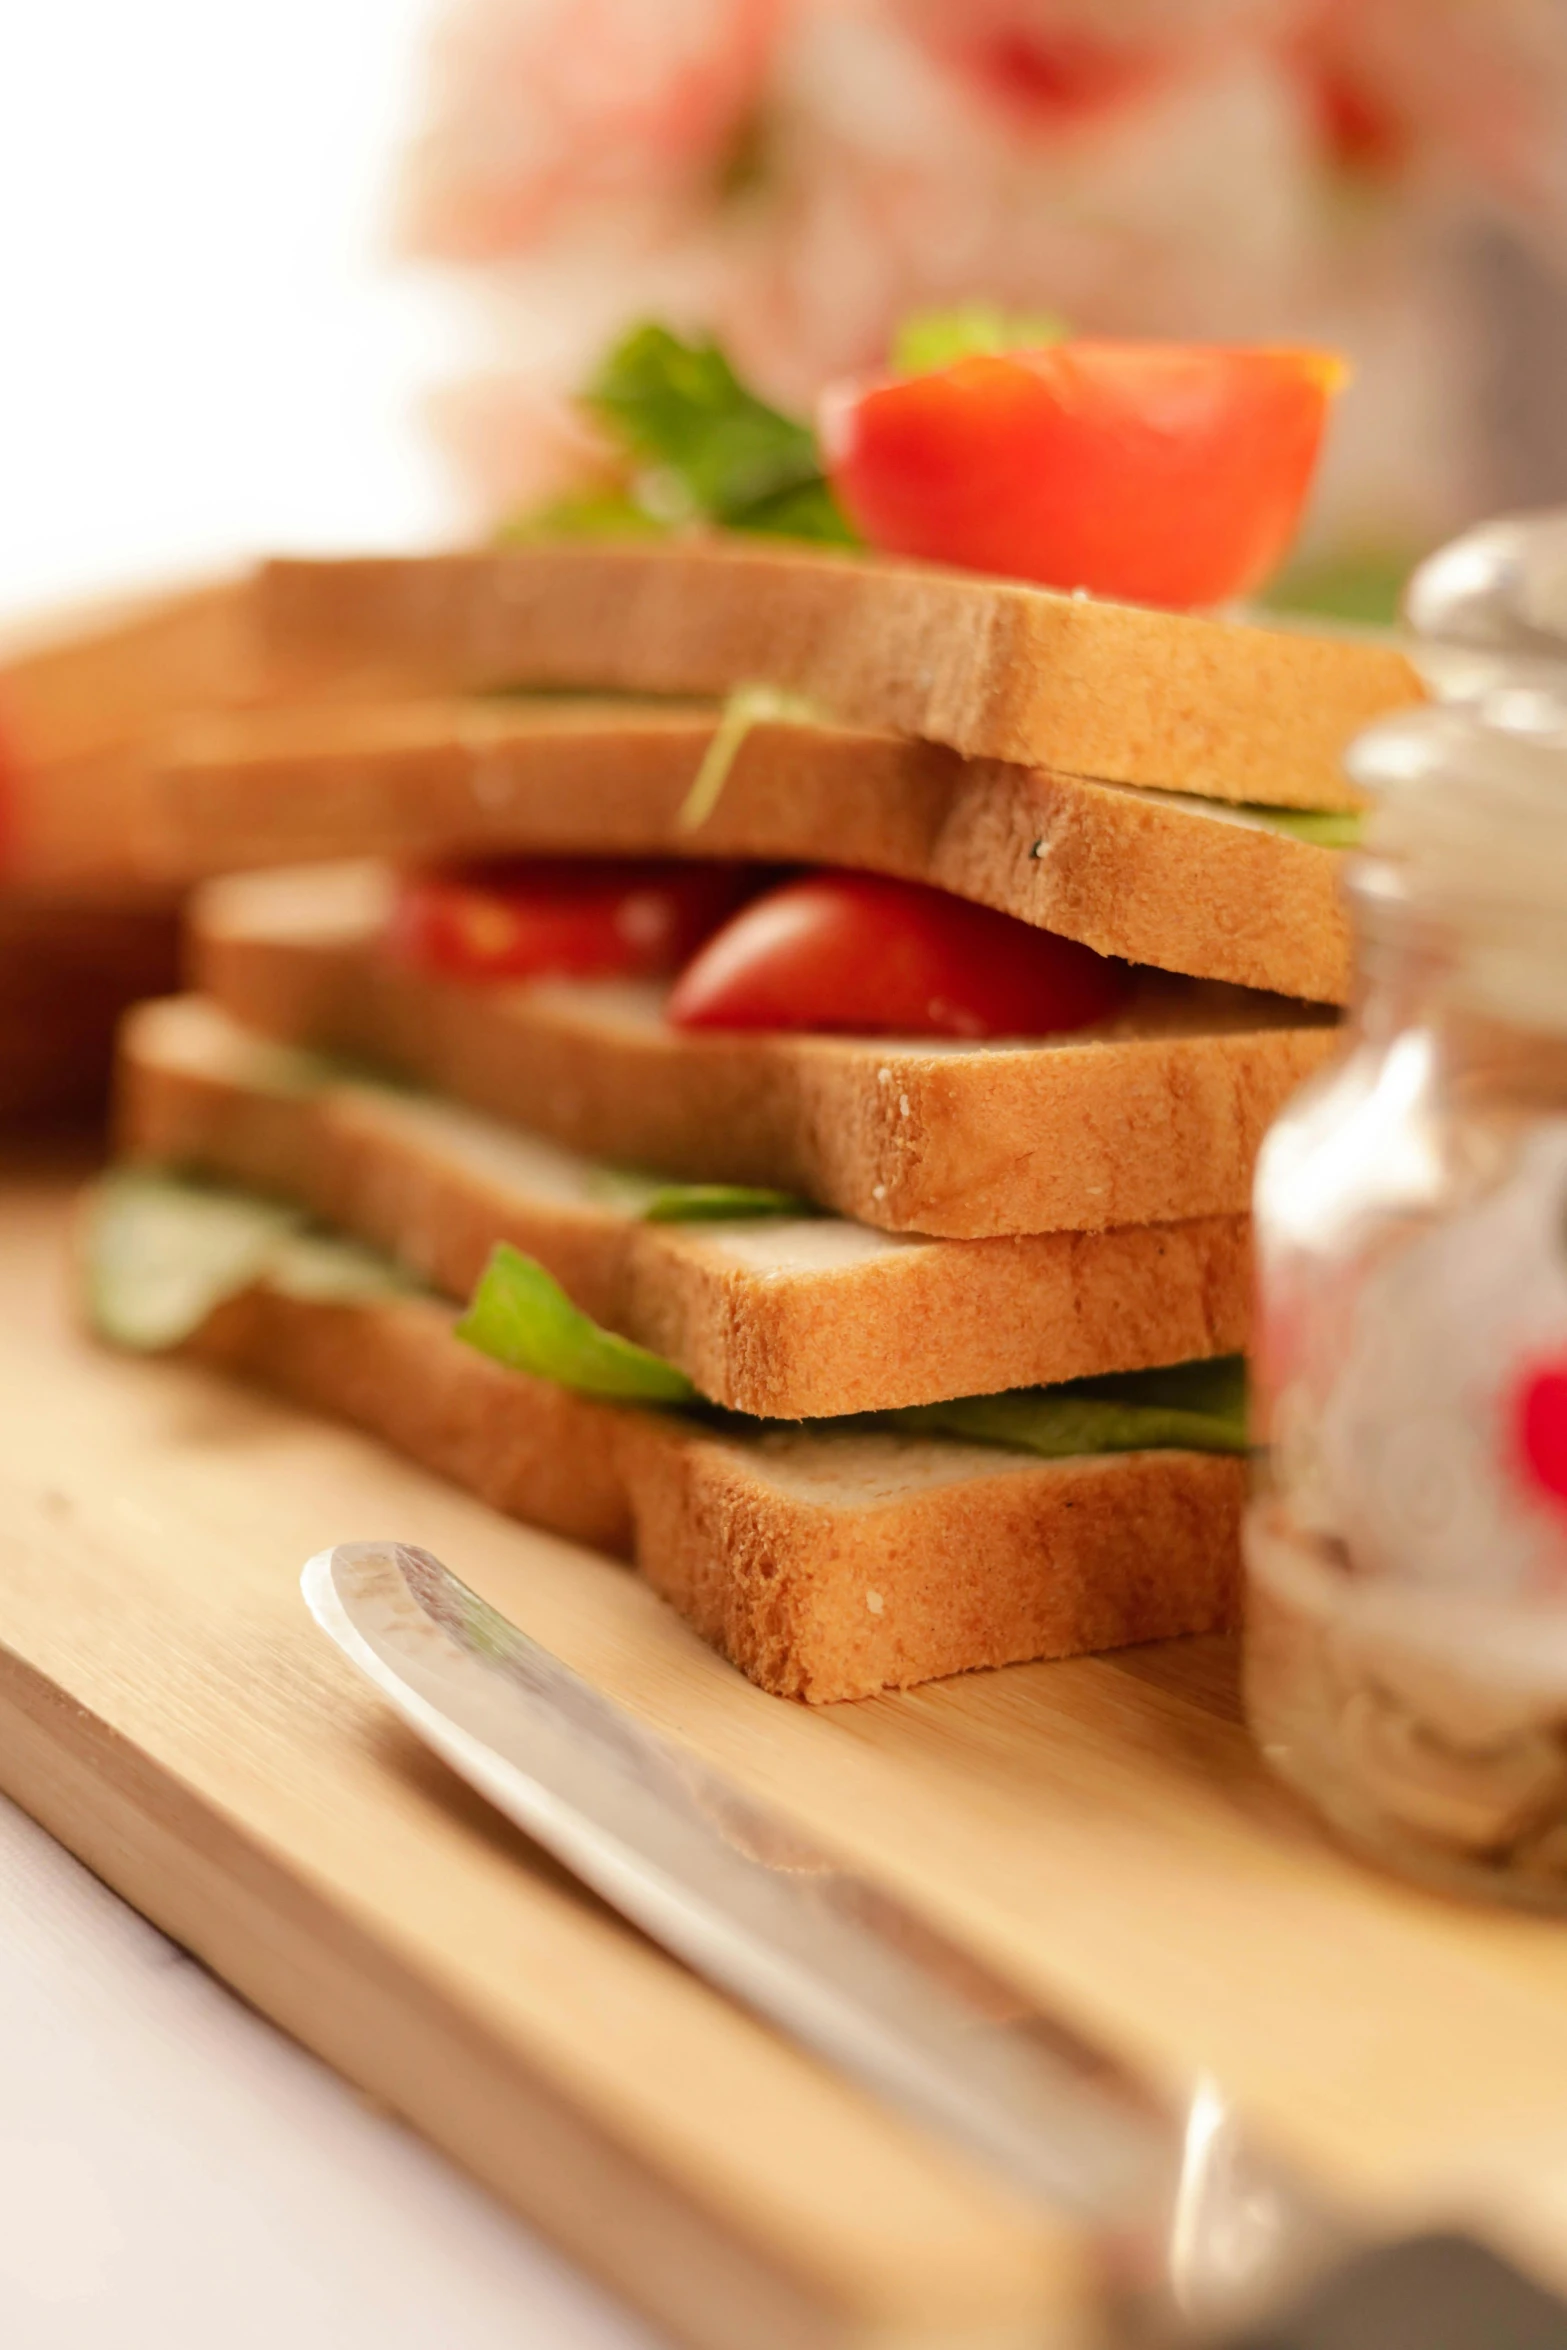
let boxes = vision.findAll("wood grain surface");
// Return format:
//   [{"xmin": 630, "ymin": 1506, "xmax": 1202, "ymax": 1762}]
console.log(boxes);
[{"xmin": 3, "ymin": 1160, "xmax": 1567, "ymax": 2342}]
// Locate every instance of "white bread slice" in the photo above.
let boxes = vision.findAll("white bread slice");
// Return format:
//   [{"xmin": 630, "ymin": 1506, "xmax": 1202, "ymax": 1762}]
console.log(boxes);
[
  {"xmin": 141, "ymin": 697, "xmax": 1352, "ymax": 1001},
  {"xmin": 182, "ymin": 1274, "xmax": 1242, "ymax": 1701},
  {"xmin": 1, "ymin": 576, "xmax": 425, "ymax": 895},
  {"xmin": 255, "ymin": 542, "xmax": 1421, "ymax": 810},
  {"xmin": 192, "ymin": 862, "xmax": 1337, "ymax": 1240},
  {"xmin": 119, "ymin": 994, "xmax": 1251, "ymax": 1417},
  {"xmin": 0, "ymin": 582, "xmax": 258, "ymax": 896}
]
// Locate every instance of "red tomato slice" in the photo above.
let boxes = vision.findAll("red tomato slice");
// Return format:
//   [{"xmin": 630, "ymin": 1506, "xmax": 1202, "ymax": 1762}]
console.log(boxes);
[
  {"xmin": 390, "ymin": 859, "xmax": 758, "ymax": 983},
  {"xmin": 665, "ymin": 871, "xmax": 1131, "ymax": 1039},
  {"xmin": 819, "ymin": 341, "xmax": 1346, "ymax": 608}
]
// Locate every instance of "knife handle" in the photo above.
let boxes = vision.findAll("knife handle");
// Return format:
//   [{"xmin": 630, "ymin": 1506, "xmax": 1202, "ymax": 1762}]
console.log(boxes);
[{"xmin": 1228, "ymin": 2232, "xmax": 1567, "ymax": 2350}]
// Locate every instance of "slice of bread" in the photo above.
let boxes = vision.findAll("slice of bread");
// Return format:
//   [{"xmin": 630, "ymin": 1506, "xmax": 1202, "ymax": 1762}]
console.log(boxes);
[
  {"xmin": 1, "ymin": 580, "xmax": 256, "ymax": 772},
  {"xmin": 142, "ymin": 697, "xmax": 1352, "ymax": 1001},
  {"xmin": 256, "ymin": 542, "xmax": 1421, "ymax": 810},
  {"xmin": 1, "ymin": 582, "xmax": 256, "ymax": 894},
  {"xmin": 120, "ymin": 994, "xmax": 1251, "ymax": 1417},
  {"xmin": 2, "ymin": 576, "xmax": 425, "ymax": 894},
  {"xmin": 183, "ymin": 1274, "xmax": 1242, "ymax": 1702},
  {"xmin": 192, "ymin": 862, "xmax": 1337, "ymax": 1240}
]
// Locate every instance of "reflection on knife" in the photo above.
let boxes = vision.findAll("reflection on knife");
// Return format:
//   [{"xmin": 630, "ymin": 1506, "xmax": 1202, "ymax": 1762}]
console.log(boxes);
[{"xmin": 303, "ymin": 1540, "xmax": 1567, "ymax": 2349}]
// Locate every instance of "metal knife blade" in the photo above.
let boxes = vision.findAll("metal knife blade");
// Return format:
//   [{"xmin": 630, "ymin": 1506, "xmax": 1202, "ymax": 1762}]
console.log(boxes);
[{"xmin": 304, "ymin": 1538, "xmax": 1353, "ymax": 2341}]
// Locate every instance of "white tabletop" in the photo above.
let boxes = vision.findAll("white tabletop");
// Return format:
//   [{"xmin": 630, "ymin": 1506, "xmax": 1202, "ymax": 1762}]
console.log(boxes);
[
  {"xmin": 0, "ymin": 6, "xmax": 651, "ymax": 2340},
  {"xmin": 0, "ymin": 1789, "xmax": 654, "ymax": 2348},
  {"xmin": 0, "ymin": 0, "xmax": 462, "ymax": 627}
]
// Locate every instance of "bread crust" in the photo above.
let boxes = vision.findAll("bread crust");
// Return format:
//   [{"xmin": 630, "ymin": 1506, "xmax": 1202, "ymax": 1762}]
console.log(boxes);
[
  {"xmin": 145, "ymin": 699, "xmax": 1353, "ymax": 1001},
  {"xmin": 187, "ymin": 1281, "xmax": 1242, "ymax": 1702},
  {"xmin": 119, "ymin": 994, "xmax": 1252, "ymax": 1417},
  {"xmin": 1, "ymin": 582, "xmax": 254, "ymax": 771},
  {"xmin": 256, "ymin": 544, "xmax": 1421, "ymax": 810},
  {"xmin": 191, "ymin": 862, "xmax": 1338, "ymax": 1240}
]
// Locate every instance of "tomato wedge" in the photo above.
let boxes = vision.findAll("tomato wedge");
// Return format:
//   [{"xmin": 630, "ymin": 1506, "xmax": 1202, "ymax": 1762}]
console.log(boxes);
[
  {"xmin": 819, "ymin": 340, "xmax": 1346, "ymax": 608},
  {"xmin": 390, "ymin": 859, "xmax": 758, "ymax": 983},
  {"xmin": 665, "ymin": 871, "xmax": 1131, "ymax": 1039}
]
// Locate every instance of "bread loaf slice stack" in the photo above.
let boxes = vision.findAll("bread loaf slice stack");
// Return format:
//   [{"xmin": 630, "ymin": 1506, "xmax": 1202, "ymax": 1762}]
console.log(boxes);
[
  {"xmin": 85, "ymin": 537, "xmax": 1408, "ymax": 1698},
  {"xmin": 253, "ymin": 541, "xmax": 1417, "ymax": 810},
  {"xmin": 110, "ymin": 992, "xmax": 1249, "ymax": 1702}
]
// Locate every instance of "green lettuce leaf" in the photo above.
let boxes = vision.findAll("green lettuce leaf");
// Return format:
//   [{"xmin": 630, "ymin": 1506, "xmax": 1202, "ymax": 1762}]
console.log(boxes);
[
  {"xmin": 1259, "ymin": 548, "xmax": 1409, "ymax": 629},
  {"xmin": 584, "ymin": 323, "xmax": 857, "ymax": 545},
  {"xmin": 589, "ymin": 323, "xmax": 817, "ymax": 520},
  {"xmin": 456, "ymin": 1242, "xmax": 695, "ymax": 1403},
  {"xmin": 497, "ymin": 490, "xmax": 668, "ymax": 546},
  {"xmin": 587, "ymin": 1167, "xmax": 815, "ymax": 1222},
  {"xmin": 85, "ymin": 1171, "xmax": 296, "ymax": 1351},
  {"xmin": 893, "ymin": 303, "xmax": 1069, "ymax": 375},
  {"xmin": 1238, "ymin": 805, "xmax": 1364, "ymax": 849},
  {"xmin": 885, "ymin": 1355, "xmax": 1249, "ymax": 1458},
  {"xmin": 732, "ymin": 476, "xmax": 858, "ymax": 545},
  {"xmin": 84, "ymin": 1170, "xmax": 416, "ymax": 1352},
  {"xmin": 677, "ymin": 681, "xmax": 827, "ymax": 831},
  {"xmin": 641, "ymin": 1183, "xmax": 815, "ymax": 1224},
  {"xmin": 97, "ymin": 1166, "xmax": 1246, "ymax": 1461},
  {"xmin": 93, "ymin": 1174, "xmax": 1246, "ymax": 1458},
  {"xmin": 458, "ymin": 1237, "xmax": 1245, "ymax": 1455}
]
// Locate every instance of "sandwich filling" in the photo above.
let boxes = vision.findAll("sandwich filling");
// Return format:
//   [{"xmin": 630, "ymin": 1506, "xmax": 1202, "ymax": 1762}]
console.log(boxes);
[
  {"xmin": 85, "ymin": 1167, "xmax": 1247, "ymax": 1464},
  {"xmin": 189, "ymin": 859, "xmax": 1333, "ymax": 1240},
  {"xmin": 385, "ymin": 841, "xmax": 1342, "ymax": 1050},
  {"xmin": 390, "ymin": 855, "xmax": 1143, "ymax": 1042}
]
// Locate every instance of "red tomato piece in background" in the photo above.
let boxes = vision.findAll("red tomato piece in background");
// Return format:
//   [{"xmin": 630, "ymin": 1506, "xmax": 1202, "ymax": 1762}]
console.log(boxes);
[
  {"xmin": 1515, "ymin": 1363, "xmax": 1567, "ymax": 1510},
  {"xmin": 819, "ymin": 341, "xmax": 1346, "ymax": 609},
  {"xmin": 390, "ymin": 859, "xmax": 759, "ymax": 983},
  {"xmin": 896, "ymin": 7, "xmax": 1171, "ymax": 126},
  {"xmin": 665, "ymin": 871, "xmax": 1132, "ymax": 1040}
]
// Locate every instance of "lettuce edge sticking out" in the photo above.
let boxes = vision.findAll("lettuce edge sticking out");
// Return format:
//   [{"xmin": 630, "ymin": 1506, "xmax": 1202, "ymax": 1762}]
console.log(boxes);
[
  {"xmin": 456, "ymin": 1241, "xmax": 696, "ymax": 1404},
  {"xmin": 83, "ymin": 1169, "xmax": 418, "ymax": 1352},
  {"xmin": 90, "ymin": 1172, "xmax": 1247, "ymax": 1457},
  {"xmin": 586, "ymin": 1166, "xmax": 816, "ymax": 1221},
  {"xmin": 677, "ymin": 682, "xmax": 828, "ymax": 832},
  {"xmin": 892, "ymin": 303, "xmax": 1069, "ymax": 374},
  {"xmin": 1243, "ymin": 805, "xmax": 1363, "ymax": 848},
  {"xmin": 890, "ymin": 1359, "xmax": 1248, "ymax": 1459},
  {"xmin": 457, "ymin": 1240, "xmax": 1247, "ymax": 1450}
]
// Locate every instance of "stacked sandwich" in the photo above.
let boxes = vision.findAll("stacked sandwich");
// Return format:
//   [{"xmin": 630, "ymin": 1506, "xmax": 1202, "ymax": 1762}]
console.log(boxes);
[{"xmin": 85, "ymin": 519, "xmax": 1418, "ymax": 1702}]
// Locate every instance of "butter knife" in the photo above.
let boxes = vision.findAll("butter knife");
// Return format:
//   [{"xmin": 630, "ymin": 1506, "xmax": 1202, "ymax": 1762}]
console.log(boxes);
[{"xmin": 303, "ymin": 1539, "xmax": 1567, "ymax": 2349}]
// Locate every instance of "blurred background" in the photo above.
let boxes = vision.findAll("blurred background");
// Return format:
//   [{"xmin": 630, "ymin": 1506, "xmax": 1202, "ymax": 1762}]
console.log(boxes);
[
  {"xmin": 0, "ymin": 2, "xmax": 450, "ymax": 622},
  {"xmin": 5, "ymin": 0, "xmax": 1567, "ymax": 631}
]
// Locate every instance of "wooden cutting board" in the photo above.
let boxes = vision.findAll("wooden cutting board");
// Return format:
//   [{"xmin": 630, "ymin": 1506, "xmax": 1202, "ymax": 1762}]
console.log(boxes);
[{"xmin": 4, "ymin": 1154, "xmax": 1567, "ymax": 2349}]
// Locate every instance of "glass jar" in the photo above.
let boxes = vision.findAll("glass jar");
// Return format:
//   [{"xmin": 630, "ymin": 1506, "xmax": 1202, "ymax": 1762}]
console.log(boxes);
[{"xmin": 1244, "ymin": 513, "xmax": 1567, "ymax": 1908}]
